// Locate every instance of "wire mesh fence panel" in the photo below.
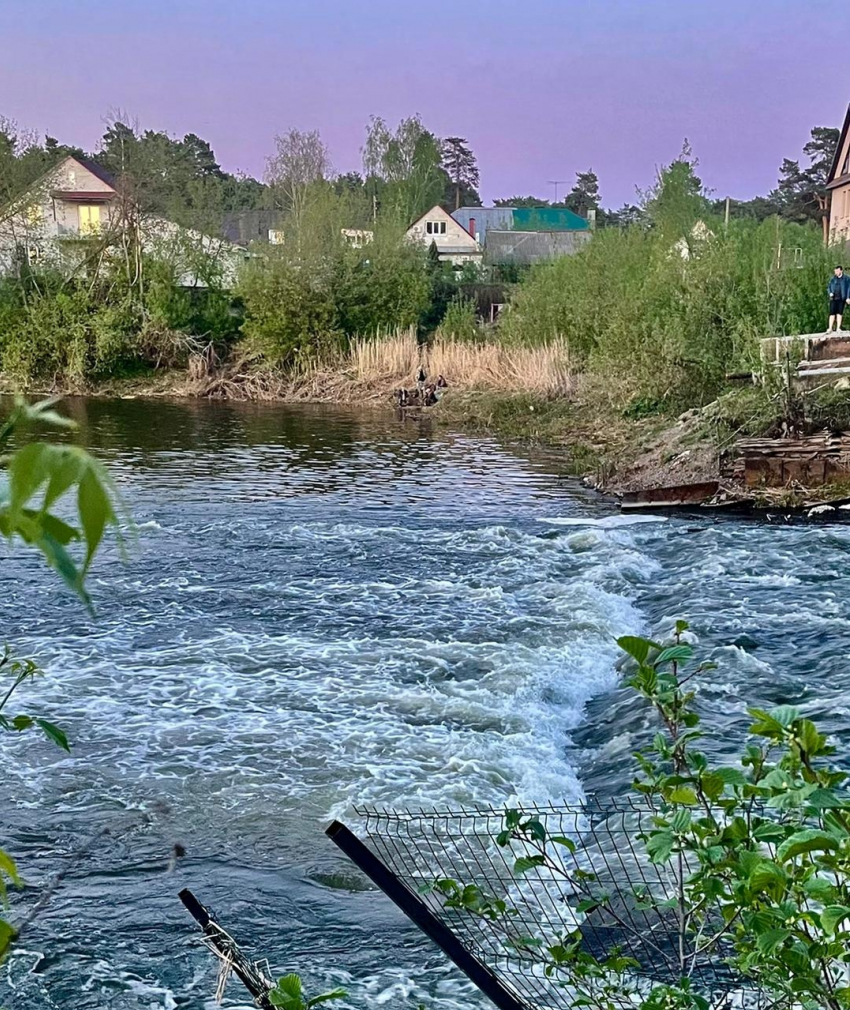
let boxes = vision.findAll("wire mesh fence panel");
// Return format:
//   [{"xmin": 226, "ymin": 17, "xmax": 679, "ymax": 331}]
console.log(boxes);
[{"xmin": 343, "ymin": 801, "xmax": 767, "ymax": 1010}]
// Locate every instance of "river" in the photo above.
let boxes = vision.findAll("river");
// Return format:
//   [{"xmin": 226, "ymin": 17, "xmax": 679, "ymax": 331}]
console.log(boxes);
[{"xmin": 1, "ymin": 397, "xmax": 848, "ymax": 1009}]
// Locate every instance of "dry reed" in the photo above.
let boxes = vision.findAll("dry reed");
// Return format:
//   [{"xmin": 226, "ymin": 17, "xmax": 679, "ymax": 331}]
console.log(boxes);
[{"xmin": 182, "ymin": 329, "xmax": 573, "ymax": 402}]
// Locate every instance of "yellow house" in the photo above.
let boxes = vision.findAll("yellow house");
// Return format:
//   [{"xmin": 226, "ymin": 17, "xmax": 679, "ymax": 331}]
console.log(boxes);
[{"xmin": 828, "ymin": 104, "xmax": 850, "ymax": 246}]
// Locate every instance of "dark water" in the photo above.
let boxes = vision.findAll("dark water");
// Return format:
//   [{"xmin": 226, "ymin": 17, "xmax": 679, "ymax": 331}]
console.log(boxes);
[{"xmin": 1, "ymin": 397, "xmax": 849, "ymax": 1009}]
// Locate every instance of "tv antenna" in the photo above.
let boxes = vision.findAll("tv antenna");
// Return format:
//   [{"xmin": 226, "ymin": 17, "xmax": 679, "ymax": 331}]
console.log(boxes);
[{"xmin": 547, "ymin": 180, "xmax": 569, "ymax": 203}]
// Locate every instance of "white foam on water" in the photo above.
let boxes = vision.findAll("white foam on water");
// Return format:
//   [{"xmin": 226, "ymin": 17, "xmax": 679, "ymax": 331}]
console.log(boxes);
[{"xmin": 540, "ymin": 515, "xmax": 669, "ymax": 528}]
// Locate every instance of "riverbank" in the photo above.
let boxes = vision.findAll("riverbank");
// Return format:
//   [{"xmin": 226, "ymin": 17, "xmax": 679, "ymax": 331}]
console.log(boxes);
[{"xmin": 6, "ymin": 354, "xmax": 850, "ymax": 512}]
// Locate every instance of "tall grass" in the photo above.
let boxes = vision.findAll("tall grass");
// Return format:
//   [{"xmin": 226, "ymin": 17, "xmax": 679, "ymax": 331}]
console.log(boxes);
[{"xmin": 348, "ymin": 330, "xmax": 572, "ymax": 397}]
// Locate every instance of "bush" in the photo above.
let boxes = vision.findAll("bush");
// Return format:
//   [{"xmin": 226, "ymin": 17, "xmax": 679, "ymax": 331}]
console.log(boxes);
[
  {"xmin": 499, "ymin": 216, "xmax": 835, "ymax": 411},
  {"xmin": 436, "ymin": 294, "xmax": 479, "ymax": 342},
  {"xmin": 237, "ymin": 235, "xmax": 432, "ymax": 366}
]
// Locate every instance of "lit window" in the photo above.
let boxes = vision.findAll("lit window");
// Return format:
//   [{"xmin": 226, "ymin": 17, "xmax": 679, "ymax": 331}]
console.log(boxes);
[
  {"xmin": 26, "ymin": 204, "xmax": 43, "ymax": 226},
  {"xmin": 78, "ymin": 204, "xmax": 101, "ymax": 235},
  {"xmin": 268, "ymin": 229, "xmax": 284, "ymax": 245}
]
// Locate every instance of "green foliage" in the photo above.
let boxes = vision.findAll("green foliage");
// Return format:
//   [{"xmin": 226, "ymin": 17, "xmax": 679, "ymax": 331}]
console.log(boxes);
[
  {"xmin": 238, "ymin": 234, "xmax": 431, "ymax": 365},
  {"xmin": 268, "ymin": 973, "xmax": 346, "ymax": 1009},
  {"xmin": 427, "ymin": 619, "xmax": 850, "ymax": 1010},
  {"xmin": 500, "ymin": 214, "xmax": 834, "ymax": 411},
  {"xmin": 436, "ymin": 294, "xmax": 479, "ymax": 342},
  {"xmin": 0, "ymin": 397, "xmax": 121, "ymax": 959},
  {"xmin": 0, "ymin": 396, "xmax": 120, "ymax": 601}
]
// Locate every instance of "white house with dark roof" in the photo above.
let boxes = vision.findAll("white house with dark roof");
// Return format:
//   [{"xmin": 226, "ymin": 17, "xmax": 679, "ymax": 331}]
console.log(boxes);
[
  {"xmin": 0, "ymin": 154, "xmax": 246, "ymax": 286},
  {"xmin": 405, "ymin": 205, "xmax": 482, "ymax": 266}
]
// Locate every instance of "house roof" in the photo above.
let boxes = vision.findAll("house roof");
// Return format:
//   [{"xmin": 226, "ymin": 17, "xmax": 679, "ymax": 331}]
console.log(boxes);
[
  {"xmin": 828, "ymin": 104, "xmax": 850, "ymax": 188},
  {"xmin": 829, "ymin": 105, "xmax": 850, "ymax": 183},
  {"xmin": 71, "ymin": 156, "xmax": 117, "ymax": 190},
  {"xmin": 484, "ymin": 229, "xmax": 592, "ymax": 265},
  {"xmin": 407, "ymin": 204, "xmax": 458, "ymax": 230},
  {"xmin": 452, "ymin": 205, "xmax": 591, "ymax": 242}
]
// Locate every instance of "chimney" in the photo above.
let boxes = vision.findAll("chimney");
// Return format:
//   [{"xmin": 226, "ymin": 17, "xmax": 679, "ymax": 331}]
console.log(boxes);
[{"xmin": 468, "ymin": 217, "xmax": 476, "ymax": 240}]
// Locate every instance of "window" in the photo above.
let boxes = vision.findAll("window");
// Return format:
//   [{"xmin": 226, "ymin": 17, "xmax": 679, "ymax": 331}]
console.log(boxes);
[
  {"xmin": 268, "ymin": 229, "xmax": 284, "ymax": 245},
  {"xmin": 26, "ymin": 203, "xmax": 43, "ymax": 227},
  {"xmin": 78, "ymin": 204, "xmax": 101, "ymax": 235},
  {"xmin": 27, "ymin": 244, "xmax": 43, "ymax": 265},
  {"xmin": 425, "ymin": 221, "xmax": 446, "ymax": 235}
]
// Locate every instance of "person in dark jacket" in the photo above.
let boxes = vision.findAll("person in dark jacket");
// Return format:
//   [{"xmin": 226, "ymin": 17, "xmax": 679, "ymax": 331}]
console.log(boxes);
[{"xmin": 828, "ymin": 265, "xmax": 850, "ymax": 332}]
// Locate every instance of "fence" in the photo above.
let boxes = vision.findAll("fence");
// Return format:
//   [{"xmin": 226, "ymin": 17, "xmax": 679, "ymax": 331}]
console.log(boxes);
[{"xmin": 327, "ymin": 801, "xmax": 762, "ymax": 1010}]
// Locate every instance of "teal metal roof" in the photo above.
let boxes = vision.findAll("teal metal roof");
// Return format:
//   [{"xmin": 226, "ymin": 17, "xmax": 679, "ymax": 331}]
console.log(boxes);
[{"xmin": 511, "ymin": 207, "xmax": 590, "ymax": 231}]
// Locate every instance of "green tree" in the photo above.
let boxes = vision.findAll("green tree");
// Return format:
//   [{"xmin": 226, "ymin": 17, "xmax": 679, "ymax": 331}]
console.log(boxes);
[
  {"xmin": 493, "ymin": 195, "xmax": 550, "ymax": 208},
  {"xmin": 362, "ymin": 115, "xmax": 444, "ymax": 225},
  {"xmin": 265, "ymin": 128, "xmax": 332, "ymax": 241},
  {"xmin": 563, "ymin": 169, "xmax": 600, "ymax": 218},
  {"xmin": 640, "ymin": 142, "xmax": 710, "ymax": 238},
  {"xmin": 770, "ymin": 126, "xmax": 839, "ymax": 239},
  {"xmin": 440, "ymin": 136, "xmax": 480, "ymax": 210}
]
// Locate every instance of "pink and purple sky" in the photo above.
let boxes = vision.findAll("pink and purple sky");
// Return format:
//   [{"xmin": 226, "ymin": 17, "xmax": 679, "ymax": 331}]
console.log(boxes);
[{"xmin": 0, "ymin": 0, "xmax": 843, "ymax": 208}]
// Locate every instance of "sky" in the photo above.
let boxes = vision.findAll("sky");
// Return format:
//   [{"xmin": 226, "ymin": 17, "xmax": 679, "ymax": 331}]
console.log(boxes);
[{"xmin": 0, "ymin": 0, "xmax": 843, "ymax": 209}]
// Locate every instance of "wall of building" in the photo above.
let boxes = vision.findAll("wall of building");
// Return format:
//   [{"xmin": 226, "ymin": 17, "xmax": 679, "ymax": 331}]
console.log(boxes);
[{"xmin": 830, "ymin": 182, "xmax": 850, "ymax": 245}]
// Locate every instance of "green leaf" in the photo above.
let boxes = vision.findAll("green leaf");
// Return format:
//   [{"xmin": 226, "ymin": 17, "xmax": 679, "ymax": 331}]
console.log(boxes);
[
  {"xmin": 35, "ymin": 719, "xmax": 70, "ymax": 752},
  {"xmin": 748, "ymin": 861, "xmax": 787, "ymax": 895},
  {"xmin": 78, "ymin": 465, "xmax": 114, "ymax": 573},
  {"xmin": 756, "ymin": 928, "xmax": 790, "ymax": 955},
  {"xmin": 654, "ymin": 645, "xmax": 693, "ymax": 666},
  {"xmin": 617, "ymin": 636, "xmax": 656, "ymax": 664},
  {"xmin": 646, "ymin": 830, "xmax": 674, "ymax": 864},
  {"xmin": 714, "ymin": 767, "xmax": 747, "ymax": 787},
  {"xmin": 0, "ymin": 918, "xmax": 16, "ymax": 959},
  {"xmin": 550, "ymin": 836, "xmax": 576, "ymax": 853},
  {"xmin": 821, "ymin": 906, "xmax": 850, "ymax": 934},
  {"xmin": 666, "ymin": 786, "xmax": 698, "ymax": 805},
  {"xmin": 307, "ymin": 989, "xmax": 347, "ymax": 1007},
  {"xmin": 0, "ymin": 850, "xmax": 21, "ymax": 886},
  {"xmin": 514, "ymin": 855, "xmax": 546, "ymax": 875},
  {"xmin": 270, "ymin": 974, "xmax": 304, "ymax": 1010},
  {"xmin": 776, "ymin": 829, "xmax": 839, "ymax": 861}
]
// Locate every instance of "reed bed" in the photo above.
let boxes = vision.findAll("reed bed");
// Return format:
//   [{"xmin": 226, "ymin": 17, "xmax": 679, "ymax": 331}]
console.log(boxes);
[{"xmin": 184, "ymin": 330, "xmax": 573, "ymax": 403}]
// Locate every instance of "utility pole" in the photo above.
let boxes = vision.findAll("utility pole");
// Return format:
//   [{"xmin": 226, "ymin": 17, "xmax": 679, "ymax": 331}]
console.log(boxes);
[
  {"xmin": 724, "ymin": 196, "xmax": 730, "ymax": 231},
  {"xmin": 547, "ymin": 180, "xmax": 569, "ymax": 204}
]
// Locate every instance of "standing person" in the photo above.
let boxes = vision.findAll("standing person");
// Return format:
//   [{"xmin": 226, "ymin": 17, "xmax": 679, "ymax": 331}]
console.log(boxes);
[{"xmin": 827, "ymin": 265, "xmax": 850, "ymax": 332}]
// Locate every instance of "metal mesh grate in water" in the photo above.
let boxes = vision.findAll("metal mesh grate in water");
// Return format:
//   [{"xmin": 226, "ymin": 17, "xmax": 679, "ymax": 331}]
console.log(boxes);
[{"xmin": 347, "ymin": 801, "xmax": 763, "ymax": 1010}]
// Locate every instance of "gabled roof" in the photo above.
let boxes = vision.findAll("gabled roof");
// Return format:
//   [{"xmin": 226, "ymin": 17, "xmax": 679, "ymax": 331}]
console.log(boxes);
[
  {"xmin": 828, "ymin": 104, "xmax": 850, "ymax": 185},
  {"xmin": 407, "ymin": 204, "xmax": 458, "ymax": 230},
  {"xmin": 70, "ymin": 156, "xmax": 117, "ymax": 190}
]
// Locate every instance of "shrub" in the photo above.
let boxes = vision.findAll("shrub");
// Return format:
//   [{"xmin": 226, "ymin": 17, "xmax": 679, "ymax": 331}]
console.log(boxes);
[
  {"xmin": 436, "ymin": 294, "xmax": 479, "ymax": 342},
  {"xmin": 499, "ymin": 217, "xmax": 835, "ymax": 411}
]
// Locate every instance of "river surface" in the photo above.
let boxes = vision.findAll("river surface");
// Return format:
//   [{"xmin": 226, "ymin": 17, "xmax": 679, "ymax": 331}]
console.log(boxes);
[{"xmin": 1, "ymin": 397, "xmax": 849, "ymax": 1009}]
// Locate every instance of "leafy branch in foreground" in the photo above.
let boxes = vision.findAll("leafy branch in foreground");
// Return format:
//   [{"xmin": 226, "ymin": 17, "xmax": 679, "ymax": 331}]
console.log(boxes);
[
  {"xmin": 0, "ymin": 396, "xmax": 124, "ymax": 959},
  {"xmin": 428, "ymin": 622, "xmax": 850, "ymax": 1010},
  {"xmin": 268, "ymin": 973, "xmax": 346, "ymax": 1009},
  {"xmin": 0, "ymin": 396, "xmax": 122, "ymax": 607}
]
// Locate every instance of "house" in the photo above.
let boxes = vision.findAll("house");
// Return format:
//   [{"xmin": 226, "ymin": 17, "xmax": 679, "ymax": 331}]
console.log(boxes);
[
  {"xmin": 452, "ymin": 205, "xmax": 591, "ymax": 244},
  {"xmin": 405, "ymin": 205, "xmax": 482, "ymax": 266},
  {"xmin": 0, "ymin": 155, "xmax": 119, "ymax": 273},
  {"xmin": 484, "ymin": 229, "xmax": 592, "ymax": 266},
  {"xmin": 0, "ymin": 154, "xmax": 246, "ymax": 286},
  {"xmin": 828, "ymin": 104, "xmax": 850, "ymax": 246}
]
